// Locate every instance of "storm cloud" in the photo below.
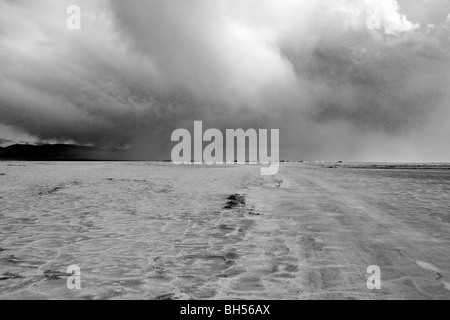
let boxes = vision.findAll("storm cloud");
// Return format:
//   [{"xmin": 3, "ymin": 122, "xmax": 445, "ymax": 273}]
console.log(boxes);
[{"xmin": 1, "ymin": 0, "xmax": 450, "ymax": 161}]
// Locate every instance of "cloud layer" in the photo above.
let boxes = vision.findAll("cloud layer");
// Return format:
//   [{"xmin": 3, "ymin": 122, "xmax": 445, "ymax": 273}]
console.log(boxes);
[{"xmin": 1, "ymin": 0, "xmax": 450, "ymax": 161}]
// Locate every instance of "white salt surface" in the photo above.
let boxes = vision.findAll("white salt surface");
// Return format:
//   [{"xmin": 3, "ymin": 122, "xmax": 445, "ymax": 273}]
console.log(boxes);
[{"xmin": 0, "ymin": 162, "xmax": 449, "ymax": 299}]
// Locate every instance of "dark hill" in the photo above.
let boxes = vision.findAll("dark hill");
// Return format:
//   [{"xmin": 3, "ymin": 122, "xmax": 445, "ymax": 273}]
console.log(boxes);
[{"xmin": 0, "ymin": 144, "xmax": 131, "ymax": 161}]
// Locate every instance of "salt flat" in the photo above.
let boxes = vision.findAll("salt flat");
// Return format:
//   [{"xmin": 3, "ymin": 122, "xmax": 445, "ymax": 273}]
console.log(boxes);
[{"xmin": 0, "ymin": 162, "xmax": 449, "ymax": 300}]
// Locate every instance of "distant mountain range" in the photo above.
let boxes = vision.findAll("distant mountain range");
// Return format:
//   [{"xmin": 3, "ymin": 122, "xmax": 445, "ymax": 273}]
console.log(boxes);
[{"xmin": 0, "ymin": 144, "xmax": 133, "ymax": 161}]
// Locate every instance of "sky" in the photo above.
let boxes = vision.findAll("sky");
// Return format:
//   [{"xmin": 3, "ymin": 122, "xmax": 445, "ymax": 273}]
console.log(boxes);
[{"xmin": 0, "ymin": 0, "xmax": 450, "ymax": 161}]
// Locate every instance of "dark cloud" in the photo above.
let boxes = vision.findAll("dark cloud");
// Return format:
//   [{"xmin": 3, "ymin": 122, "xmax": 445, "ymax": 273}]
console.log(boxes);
[
  {"xmin": 283, "ymin": 36, "xmax": 450, "ymax": 133},
  {"xmin": 0, "ymin": 0, "xmax": 449, "ymax": 161}
]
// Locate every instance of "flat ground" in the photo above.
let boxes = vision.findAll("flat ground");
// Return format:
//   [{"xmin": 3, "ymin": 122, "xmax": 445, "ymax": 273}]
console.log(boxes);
[
  {"xmin": 0, "ymin": 162, "xmax": 449, "ymax": 299},
  {"xmin": 247, "ymin": 163, "xmax": 450, "ymax": 299}
]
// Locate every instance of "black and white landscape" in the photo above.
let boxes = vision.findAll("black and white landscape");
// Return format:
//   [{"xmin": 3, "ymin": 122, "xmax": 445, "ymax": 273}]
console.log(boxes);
[{"xmin": 1, "ymin": 0, "xmax": 450, "ymax": 300}]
